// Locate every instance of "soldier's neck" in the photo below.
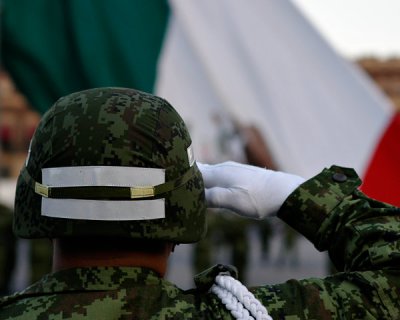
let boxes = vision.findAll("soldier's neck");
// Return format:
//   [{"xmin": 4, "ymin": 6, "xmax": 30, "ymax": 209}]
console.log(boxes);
[{"xmin": 52, "ymin": 239, "xmax": 173, "ymax": 277}]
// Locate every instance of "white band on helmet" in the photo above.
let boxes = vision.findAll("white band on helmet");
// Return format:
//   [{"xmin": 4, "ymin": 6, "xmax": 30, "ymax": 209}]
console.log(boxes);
[
  {"xmin": 187, "ymin": 144, "xmax": 195, "ymax": 167},
  {"xmin": 41, "ymin": 166, "xmax": 166, "ymax": 221}
]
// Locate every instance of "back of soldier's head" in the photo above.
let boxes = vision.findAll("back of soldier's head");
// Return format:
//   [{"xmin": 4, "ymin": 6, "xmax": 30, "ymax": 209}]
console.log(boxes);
[{"xmin": 14, "ymin": 87, "xmax": 207, "ymax": 243}]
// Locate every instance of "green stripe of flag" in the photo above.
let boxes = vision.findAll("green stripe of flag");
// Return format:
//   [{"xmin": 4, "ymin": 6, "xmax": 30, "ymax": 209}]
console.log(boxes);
[{"xmin": 1, "ymin": 0, "xmax": 169, "ymax": 114}]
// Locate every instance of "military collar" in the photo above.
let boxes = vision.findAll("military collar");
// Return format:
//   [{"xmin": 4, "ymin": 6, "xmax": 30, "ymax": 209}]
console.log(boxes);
[{"xmin": 14, "ymin": 266, "xmax": 165, "ymax": 297}]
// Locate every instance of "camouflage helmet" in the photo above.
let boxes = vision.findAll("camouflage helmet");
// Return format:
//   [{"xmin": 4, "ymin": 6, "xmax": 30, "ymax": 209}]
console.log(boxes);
[{"xmin": 14, "ymin": 87, "xmax": 207, "ymax": 243}]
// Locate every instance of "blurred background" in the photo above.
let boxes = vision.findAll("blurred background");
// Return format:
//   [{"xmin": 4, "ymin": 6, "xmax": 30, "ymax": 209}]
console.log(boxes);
[{"xmin": 1, "ymin": 0, "xmax": 399, "ymax": 292}]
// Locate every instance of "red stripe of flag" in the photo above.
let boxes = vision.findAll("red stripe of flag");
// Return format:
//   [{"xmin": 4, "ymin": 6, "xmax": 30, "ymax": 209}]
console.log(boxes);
[{"xmin": 361, "ymin": 112, "xmax": 400, "ymax": 206}]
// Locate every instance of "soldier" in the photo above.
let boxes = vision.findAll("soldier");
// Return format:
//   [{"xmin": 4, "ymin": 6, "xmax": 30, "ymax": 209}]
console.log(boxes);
[{"xmin": 0, "ymin": 87, "xmax": 399, "ymax": 319}]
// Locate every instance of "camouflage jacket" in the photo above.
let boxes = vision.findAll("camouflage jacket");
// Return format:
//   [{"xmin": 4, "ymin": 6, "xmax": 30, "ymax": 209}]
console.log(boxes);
[{"xmin": 1, "ymin": 166, "xmax": 399, "ymax": 319}]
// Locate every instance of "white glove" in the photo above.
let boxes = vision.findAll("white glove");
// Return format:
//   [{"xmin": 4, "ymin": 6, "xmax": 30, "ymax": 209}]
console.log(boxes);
[{"xmin": 197, "ymin": 161, "xmax": 305, "ymax": 219}]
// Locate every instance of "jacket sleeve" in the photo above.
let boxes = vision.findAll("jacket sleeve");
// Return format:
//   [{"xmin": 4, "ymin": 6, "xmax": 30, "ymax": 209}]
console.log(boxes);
[{"xmin": 252, "ymin": 166, "xmax": 400, "ymax": 319}]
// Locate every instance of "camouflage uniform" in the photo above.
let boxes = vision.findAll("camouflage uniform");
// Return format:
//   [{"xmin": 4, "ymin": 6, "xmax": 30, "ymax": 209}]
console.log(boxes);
[
  {"xmin": 1, "ymin": 165, "xmax": 399, "ymax": 318},
  {"xmin": 0, "ymin": 87, "xmax": 400, "ymax": 319}
]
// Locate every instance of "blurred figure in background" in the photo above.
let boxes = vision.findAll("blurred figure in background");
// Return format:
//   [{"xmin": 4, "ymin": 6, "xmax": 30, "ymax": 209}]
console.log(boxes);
[
  {"xmin": 0, "ymin": 70, "xmax": 50, "ymax": 294},
  {"xmin": 191, "ymin": 111, "xmax": 249, "ymax": 282},
  {"xmin": 193, "ymin": 119, "xmax": 277, "ymax": 283}
]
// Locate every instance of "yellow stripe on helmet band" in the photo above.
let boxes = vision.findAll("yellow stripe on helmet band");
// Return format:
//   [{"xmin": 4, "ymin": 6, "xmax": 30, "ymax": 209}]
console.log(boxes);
[{"xmin": 23, "ymin": 165, "xmax": 196, "ymax": 200}]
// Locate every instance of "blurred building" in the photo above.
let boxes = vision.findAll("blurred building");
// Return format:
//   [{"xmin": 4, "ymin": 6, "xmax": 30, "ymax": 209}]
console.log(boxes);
[{"xmin": 358, "ymin": 57, "xmax": 400, "ymax": 110}]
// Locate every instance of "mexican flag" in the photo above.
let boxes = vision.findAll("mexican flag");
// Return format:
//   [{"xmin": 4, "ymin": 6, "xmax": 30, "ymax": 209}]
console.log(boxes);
[{"xmin": 2, "ymin": 0, "xmax": 398, "ymax": 205}]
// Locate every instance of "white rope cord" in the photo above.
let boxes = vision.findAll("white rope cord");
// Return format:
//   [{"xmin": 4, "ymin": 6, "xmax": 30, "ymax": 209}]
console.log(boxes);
[
  {"xmin": 211, "ymin": 284, "xmax": 253, "ymax": 319},
  {"xmin": 211, "ymin": 275, "xmax": 273, "ymax": 320}
]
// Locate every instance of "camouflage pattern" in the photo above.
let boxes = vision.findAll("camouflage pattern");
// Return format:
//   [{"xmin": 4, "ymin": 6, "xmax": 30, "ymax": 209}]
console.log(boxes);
[
  {"xmin": 2, "ymin": 165, "xmax": 400, "ymax": 318},
  {"xmin": 13, "ymin": 87, "xmax": 207, "ymax": 243},
  {"xmin": 0, "ymin": 266, "xmax": 231, "ymax": 319},
  {"xmin": 194, "ymin": 263, "xmax": 238, "ymax": 292}
]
